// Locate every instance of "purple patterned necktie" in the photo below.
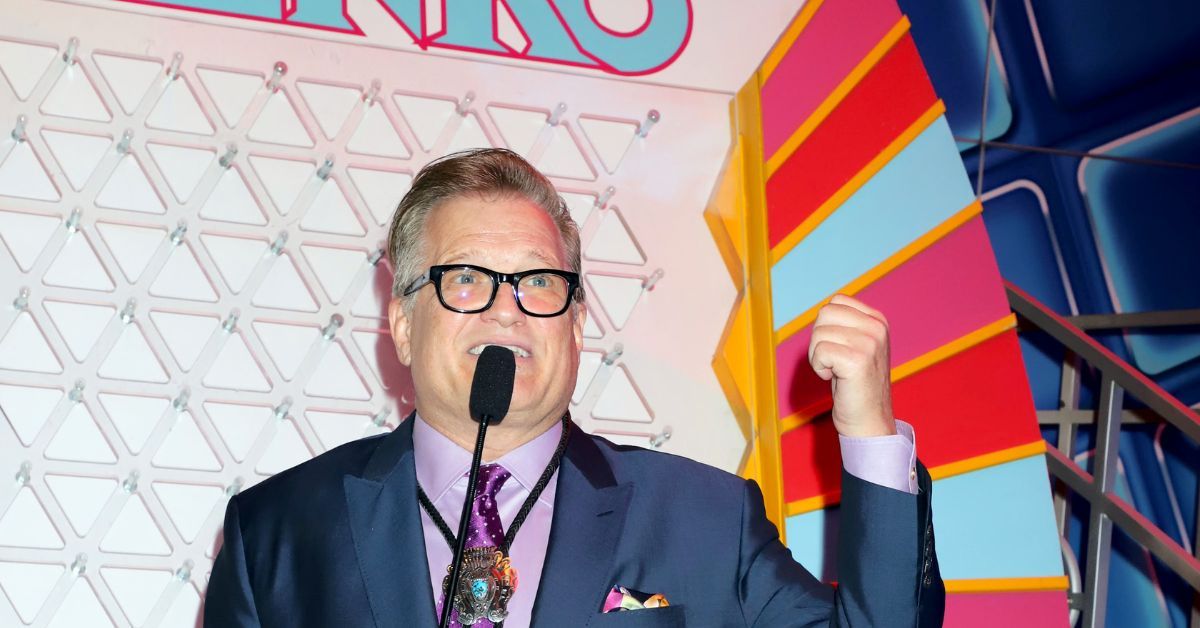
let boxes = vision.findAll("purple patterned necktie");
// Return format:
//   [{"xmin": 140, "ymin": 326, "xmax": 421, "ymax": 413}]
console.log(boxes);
[{"xmin": 442, "ymin": 463, "xmax": 511, "ymax": 628}]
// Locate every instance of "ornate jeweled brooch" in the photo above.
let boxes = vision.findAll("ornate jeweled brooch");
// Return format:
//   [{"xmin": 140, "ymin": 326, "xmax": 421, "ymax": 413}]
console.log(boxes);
[{"xmin": 443, "ymin": 546, "xmax": 518, "ymax": 625}]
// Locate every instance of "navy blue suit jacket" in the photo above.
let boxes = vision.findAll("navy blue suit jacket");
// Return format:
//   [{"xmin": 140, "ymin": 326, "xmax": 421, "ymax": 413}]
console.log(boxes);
[{"xmin": 204, "ymin": 418, "xmax": 944, "ymax": 626}]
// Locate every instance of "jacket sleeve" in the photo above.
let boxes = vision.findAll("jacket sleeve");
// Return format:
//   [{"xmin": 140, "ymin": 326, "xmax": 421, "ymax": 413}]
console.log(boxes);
[
  {"xmin": 204, "ymin": 495, "xmax": 264, "ymax": 627},
  {"xmin": 737, "ymin": 461, "xmax": 944, "ymax": 627}
]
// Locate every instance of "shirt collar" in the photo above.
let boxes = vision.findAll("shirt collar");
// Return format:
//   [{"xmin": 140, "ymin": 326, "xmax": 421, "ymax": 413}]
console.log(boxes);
[{"xmin": 412, "ymin": 412, "xmax": 562, "ymax": 507}]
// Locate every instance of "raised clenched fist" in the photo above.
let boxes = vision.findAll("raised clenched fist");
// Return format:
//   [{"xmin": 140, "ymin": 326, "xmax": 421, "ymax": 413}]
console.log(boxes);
[{"xmin": 808, "ymin": 293, "xmax": 897, "ymax": 438}]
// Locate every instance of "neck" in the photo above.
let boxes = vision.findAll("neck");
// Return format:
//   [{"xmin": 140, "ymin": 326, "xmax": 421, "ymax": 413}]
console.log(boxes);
[{"xmin": 417, "ymin": 405, "xmax": 562, "ymax": 460}]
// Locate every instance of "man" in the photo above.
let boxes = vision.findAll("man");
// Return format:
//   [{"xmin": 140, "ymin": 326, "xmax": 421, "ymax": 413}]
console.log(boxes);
[{"xmin": 205, "ymin": 148, "xmax": 944, "ymax": 627}]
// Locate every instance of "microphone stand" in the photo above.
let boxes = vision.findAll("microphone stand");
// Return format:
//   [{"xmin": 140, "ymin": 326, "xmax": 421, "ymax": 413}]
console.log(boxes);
[{"xmin": 438, "ymin": 414, "xmax": 492, "ymax": 628}]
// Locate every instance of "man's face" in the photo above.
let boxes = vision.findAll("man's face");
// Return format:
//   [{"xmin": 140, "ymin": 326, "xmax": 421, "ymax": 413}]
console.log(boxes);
[{"xmin": 387, "ymin": 193, "xmax": 585, "ymax": 431}]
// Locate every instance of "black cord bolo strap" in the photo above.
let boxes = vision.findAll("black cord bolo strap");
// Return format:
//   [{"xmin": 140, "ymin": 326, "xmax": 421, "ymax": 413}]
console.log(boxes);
[{"xmin": 417, "ymin": 413, "xmax": 571, "ymax": 555}]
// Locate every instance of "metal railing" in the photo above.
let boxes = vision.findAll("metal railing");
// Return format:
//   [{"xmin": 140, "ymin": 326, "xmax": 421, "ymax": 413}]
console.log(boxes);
[{"xmin": 1007, "ymin": 281, "xmax": 1200, "ymax": 628}]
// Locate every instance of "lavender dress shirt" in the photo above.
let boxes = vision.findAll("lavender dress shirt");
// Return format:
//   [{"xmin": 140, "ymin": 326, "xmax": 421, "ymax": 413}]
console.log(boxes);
[{"xmin": 413, "ymin": 415, "xmax": 916, "ymax": 627}]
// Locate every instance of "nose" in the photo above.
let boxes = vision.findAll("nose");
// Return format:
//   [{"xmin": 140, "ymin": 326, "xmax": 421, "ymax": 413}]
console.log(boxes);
[{"xmin": 480, "ymin": 282, "xmax": 526, "ymax": 327}]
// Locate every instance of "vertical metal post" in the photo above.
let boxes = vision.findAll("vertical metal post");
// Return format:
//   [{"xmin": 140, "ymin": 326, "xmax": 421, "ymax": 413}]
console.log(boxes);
[
  {"xmin": 1081, "ymin": 375, "xmax": 1124, "ymax": 628},
  {"xmin": 1055, "ymin": 351, "xmax": 1081, "ymax": 537}
]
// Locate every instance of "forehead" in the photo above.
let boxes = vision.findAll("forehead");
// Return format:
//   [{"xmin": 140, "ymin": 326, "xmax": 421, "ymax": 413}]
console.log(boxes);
[{"xmin": 424, "ymin": 193, "xmax": 565, "ymax": 265}]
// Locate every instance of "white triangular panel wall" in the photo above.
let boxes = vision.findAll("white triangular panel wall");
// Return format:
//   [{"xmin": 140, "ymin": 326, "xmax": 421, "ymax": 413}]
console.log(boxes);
[{"xmin": 0, "ymin": 8, "xmax": 741, "ymax": 626}]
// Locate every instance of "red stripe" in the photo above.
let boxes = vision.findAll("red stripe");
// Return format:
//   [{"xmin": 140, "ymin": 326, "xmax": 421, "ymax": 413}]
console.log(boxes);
[
  {"xmin": 775, "ymin": 217, "xmax": 1010, "ymax": 419},
  {"xmin": 765, "ymin": 35, "xmax": 937, "ymax": 249},
  {"xmin": 781, "ymin": 330, "xmax": 1039, "ymax": 504}
]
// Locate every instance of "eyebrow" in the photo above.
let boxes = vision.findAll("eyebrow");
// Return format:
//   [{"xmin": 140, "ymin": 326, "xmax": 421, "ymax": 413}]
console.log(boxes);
[{"xmin": 441, "ymin": 248, "xmax": 561, "ymax": 268}]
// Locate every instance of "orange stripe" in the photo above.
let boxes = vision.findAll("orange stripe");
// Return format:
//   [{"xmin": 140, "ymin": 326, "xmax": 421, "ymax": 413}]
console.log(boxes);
[
  {"xmin": 764, "ymin": 16, "xmax": 911, "ymax": 177},
  {"xmin": 760, "ymin": 0, "xmax": 826, "ymax": 83},
  {"xmin": 774, "ymin": 198, "xmax": 983, "ymax": 344},
  {"xmin": 929, "ymin": 440, "xmax": 1048, "ymax": 481},
  {"xmin": 945, "ymin": 576, "xmax": 1069, "ymax": 593},
  {"xmin": 783, "ymin": 441, "xmax": 1048, "ymax": 516},
  {"xmin": 768, "ymin": 100, "xmax": 945, "ymax": 264},
  {"xmin": 777, "ymin": 312, "xmax": 1013, "ymax": 435},
  {"xmin": 785, "ymin": 490, "xmax": 841, "ymax": 517}
]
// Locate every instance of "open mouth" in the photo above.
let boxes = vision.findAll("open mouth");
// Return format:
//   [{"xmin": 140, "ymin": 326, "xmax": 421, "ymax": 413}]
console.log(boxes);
[{"xmin": 468, "ymin": 343, "xmax": 531, "ymax": 358}]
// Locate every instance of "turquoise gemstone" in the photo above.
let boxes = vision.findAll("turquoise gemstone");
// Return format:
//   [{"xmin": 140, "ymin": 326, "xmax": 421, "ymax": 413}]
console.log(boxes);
[{"xmin": 471, "ymin": 578, "xmax": 489, "ymax": 600}]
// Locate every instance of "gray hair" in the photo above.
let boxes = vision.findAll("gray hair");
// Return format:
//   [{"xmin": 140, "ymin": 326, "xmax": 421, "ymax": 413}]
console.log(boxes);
[{"xmin": 386, "ymin": 148, "xmax": 584, "ymax": 311}]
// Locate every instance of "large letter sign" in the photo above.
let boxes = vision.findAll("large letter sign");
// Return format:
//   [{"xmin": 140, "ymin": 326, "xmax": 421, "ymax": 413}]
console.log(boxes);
[{"xmin": 115, "ymin": 0, "xmax": 693, "ymax": 75}]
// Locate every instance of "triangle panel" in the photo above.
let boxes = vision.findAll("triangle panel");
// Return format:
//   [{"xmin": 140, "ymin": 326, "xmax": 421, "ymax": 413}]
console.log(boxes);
[
  {"xmin": 44, "ymin": 403, "xmax": 118, "ymax": 463},
  {"xmin": 149, "ymin": 241, "xmax": 219, "ymax": 302},
  {"xmin": 199, "ymin": 232, "xmax": 268, "ymax": 293},
  {"xmin": 97, "ymin": 392, "xmax": 168, "ymax": 455},
  {"xmin": 41, "ymin": 129, "xmax": 112, "ymax": 191},
  {"xmin": 0, "ymin": 311, "xmax": 62, "ymax": 373},
  {"xmin": 42, "ymin": 299, "xmax": 115, "ymax": 362},
  {"xmin": 149, "ymin": 310, "xmax": 219, "ymax": 371},
  {"xmin": 145, "ymin": 75, "xmax": 214, "ymax": 135},
  {"xmin": 0, "ymin": 141, "xmax": 60, "ymax": 201},
  {"xmin": 95, "ymin": 153, "xmax": 166, "ymax": 214},
  {"xmin": 252, "ymin": 253, "xmax": 319, "ymax": 312},
  {"xmin": 347, "ymin": 102, "xmax": 411, "ymax": 158},
  {"xmin": 0, "ymin": 39, "xmax": 57, "ymax": 101},
  {"xmin": 40, "ymin": 62, "xmax": 111, "ymax": 121},
  {"xmin": 97, "ymin": 322, "xmax": 169, "ymax": 383},
  {"xmin": 297, "ymin": 80, "xmax": 362, "ymax": 140},
  {"xmin": 93, "ymin": 52, "xmax": 162, "ymax": 115},
  {"xmin": 248, "ymin": 89, "xmax": 314, "ymax": 147},
  {"xmin": 0, "ymin": 383, "xmax": 62, "ymax": 446},
  {"xmin": 147, "ymin": 142, "xmax": 215, "ymax": 203},
  {"xmin": 200, "ymin": 166, "xmax": 267, "ymax": 225},
  {"xmin": 94, "ymin": 221, "xmax": 166, "ymax": 283},
  {"xmin": 578, "ymin": 116, "xmax": 638, "ymax": 174},
  {"xmin": 196, "ymin": 66, "xmax": 261, "ymax": 128},
  {"xmin": 203, "ymin": 331, "xmax": 272, "ymax": 392},
  {"xmin": 99, "ymin": 494, "xmax": 171, "ymax": 555},
  {"xmin": 0, "ymin": 209, "xmax": 59, "ymax": 271}
]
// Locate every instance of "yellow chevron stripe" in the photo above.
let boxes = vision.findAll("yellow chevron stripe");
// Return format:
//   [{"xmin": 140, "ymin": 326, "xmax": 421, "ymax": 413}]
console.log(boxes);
[
  {"xmin": 945, "ymin": 576, "xmax": 1069, "ymax": 593},
  {"xmin": 929, "ymin": 440, "xmax": 1048, "ymax": 481}
]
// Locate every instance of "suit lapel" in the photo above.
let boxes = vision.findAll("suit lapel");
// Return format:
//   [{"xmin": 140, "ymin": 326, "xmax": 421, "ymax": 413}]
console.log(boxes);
[
  {"xmin": 530, "ymin": 430, "xmax": 632, "ymax": 627},
  {"xmin": 343, "ymin": 417, "xmax": 438, "ymax": 627}
]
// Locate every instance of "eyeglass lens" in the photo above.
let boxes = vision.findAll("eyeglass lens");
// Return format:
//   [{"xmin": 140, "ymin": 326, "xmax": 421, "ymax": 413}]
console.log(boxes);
[{"xmin": 439, "ymin": 267, "xmax": 571, "ymax": 315}]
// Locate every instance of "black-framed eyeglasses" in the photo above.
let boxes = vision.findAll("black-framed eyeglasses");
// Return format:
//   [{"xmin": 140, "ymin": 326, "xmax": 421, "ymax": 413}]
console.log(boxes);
[{"xmin": 402, "ymin": 264, "xmax": 580, "ymax": 317}]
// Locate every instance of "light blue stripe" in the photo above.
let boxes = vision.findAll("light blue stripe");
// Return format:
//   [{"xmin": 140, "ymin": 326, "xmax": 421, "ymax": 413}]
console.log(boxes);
[
  {"xmin": 770, "ymin": 117, "xmax": 975, "ymax": 329},
  {"xmin": 783, "ymin": 507, "xmax": 838, "ymax": 582},
  {"xmin": 783, "ymin": 456, "xmax": 1062, "ymax": 582},
  {"xmin": 931, "ymin": 455, "xmax": 1063, "ymax": 579}
]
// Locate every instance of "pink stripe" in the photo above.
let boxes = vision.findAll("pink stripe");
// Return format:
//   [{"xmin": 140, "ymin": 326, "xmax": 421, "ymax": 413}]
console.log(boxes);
[
  {"xmin": 761, "ymin": 0, "xmax": 902, "ymax": 158},
  {"xmin": 776, "ymin": 217, "xmax": 1009, "ymax": 418},
  {"xmin": 945, "ymin": 590, "xmax": 1069, "ymax": 627}
]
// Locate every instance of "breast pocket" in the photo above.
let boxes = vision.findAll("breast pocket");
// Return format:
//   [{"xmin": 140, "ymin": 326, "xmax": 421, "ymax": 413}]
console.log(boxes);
[{"xmin": 589, "ymin": 605, "xmax": 686, "ymax": 627}]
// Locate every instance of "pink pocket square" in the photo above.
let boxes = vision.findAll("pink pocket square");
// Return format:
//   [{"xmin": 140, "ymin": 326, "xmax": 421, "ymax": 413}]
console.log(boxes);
[{"xmin": 602, "ymin": 586, "xmax": 670, "ymax": 612}]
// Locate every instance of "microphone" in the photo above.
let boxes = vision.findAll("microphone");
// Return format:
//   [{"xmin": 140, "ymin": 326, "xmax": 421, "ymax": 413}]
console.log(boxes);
[
  {"xmin": 439, "ymin": 346, "xmax": 516, "ymax": 628},
  {"xmin": 469, "ymin": 345, "xmax": 516, "ymax": 425}
]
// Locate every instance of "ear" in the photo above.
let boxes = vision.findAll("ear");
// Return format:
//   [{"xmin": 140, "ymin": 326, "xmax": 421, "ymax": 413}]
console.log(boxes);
[
  {"xmin": 387, "ymin": 297, "xmax": 414, "ymax": 367},
  {"xmin": 571, "ymin": 302, "xmax": 586, "ymax": 352}
]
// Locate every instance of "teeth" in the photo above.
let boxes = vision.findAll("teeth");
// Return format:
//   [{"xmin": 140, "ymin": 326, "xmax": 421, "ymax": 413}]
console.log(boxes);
[{"xmin": 469, "ymin": 344, "xmax": 530, "ymax": 358}]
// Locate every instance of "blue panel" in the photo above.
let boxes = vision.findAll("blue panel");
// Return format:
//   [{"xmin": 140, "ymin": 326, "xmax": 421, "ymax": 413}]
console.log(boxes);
[
  {"xmin": 770, "ymin": 118, "xmax": 975, "ymax": 328},
  {"xmin": 898, "ymin": 0, "xmax": 1012, "ymax": 150},
  {"xmin": 931, "ymin": 456, "xmax": 1063, "ymax": 580},
  {"xmin": 1082, "ymin": 113, "xmax": 1200, "ymax": 375},
  {"xmin": 1025, "ymin": 0, "xmax": 1200, "ymax": 110},
  {"xmin": 784, "ymin": 507, "xmax": 839, "ymax": 583}
]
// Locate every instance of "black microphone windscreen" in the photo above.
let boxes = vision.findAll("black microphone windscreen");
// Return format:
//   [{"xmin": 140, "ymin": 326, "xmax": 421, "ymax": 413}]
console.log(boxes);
[{"xmin": 469, "ymin": 345, "xmax": 516, "ymax": 424}]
